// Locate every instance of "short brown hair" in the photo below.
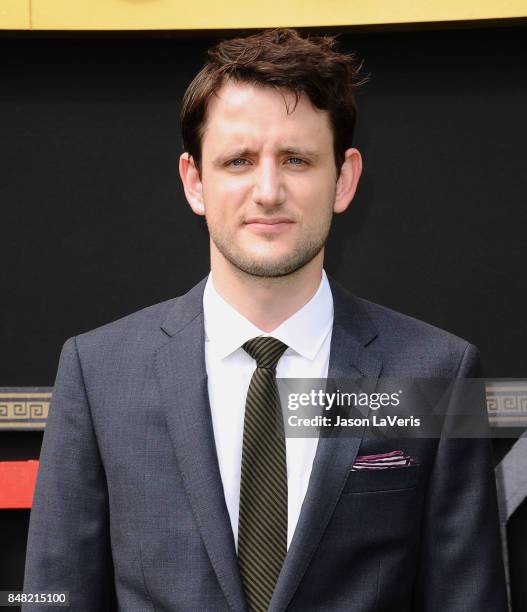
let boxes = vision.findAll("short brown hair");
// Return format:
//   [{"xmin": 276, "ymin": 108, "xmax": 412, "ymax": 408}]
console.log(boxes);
[{"xmin": 180, "ymin": 28, "xmax": 367, "ymax": 174}]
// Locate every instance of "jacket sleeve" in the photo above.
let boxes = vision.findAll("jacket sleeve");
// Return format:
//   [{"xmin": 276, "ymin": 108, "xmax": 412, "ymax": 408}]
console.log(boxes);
[
  {"xmin": 412, "ymin": 343, "xmax": 509, "ymax": 611},
  {"xmin": 23, "ymin": 337, "xmax": 114, "ymax": 611}
]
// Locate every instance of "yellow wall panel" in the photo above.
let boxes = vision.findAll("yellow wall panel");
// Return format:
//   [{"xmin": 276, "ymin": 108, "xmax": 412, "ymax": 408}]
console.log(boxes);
[
  {"xmin": 0, "ymin": 0, "xmax": 30, "ymax": 29},
  {"xmin": 23, "ymin": 0, "xmax": 527, "ymax": 31}
]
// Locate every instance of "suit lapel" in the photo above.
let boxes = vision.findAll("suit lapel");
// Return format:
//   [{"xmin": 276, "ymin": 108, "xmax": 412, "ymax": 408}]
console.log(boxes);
[
  {"xmin": 269, "ymin": 277, "xmax": 382, "ymax": 612},
  {"xmin": 155, "ymin": 278, "xmax": 248, "ymax": 612}
]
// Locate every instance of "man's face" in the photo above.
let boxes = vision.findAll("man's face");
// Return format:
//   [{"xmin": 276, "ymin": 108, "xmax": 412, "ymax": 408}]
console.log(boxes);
[{"xmin": 194, "ymin": 81, "xmax": 348, "ymax": 277}]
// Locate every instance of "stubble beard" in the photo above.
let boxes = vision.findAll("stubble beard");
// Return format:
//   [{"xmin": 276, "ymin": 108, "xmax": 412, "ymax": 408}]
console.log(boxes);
[{"xmin": 206, "ymin": 211, "xmax": 334, "ymax": 279}]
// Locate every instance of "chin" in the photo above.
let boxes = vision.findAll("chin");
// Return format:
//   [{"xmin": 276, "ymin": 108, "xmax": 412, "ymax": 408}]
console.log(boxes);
[{"xmin": 232, "ymin": 257, "xmax": 305, "ymax": 278}]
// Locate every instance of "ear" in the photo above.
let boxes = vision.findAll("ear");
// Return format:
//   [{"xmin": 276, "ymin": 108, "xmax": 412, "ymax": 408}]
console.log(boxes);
[
  {"xmin": 179, "ymin": 152, "xmax": 205, "ymax": 216},
  {"xmin": 333, "ymin": 147, "xmax": 363, "ymax": 214}
]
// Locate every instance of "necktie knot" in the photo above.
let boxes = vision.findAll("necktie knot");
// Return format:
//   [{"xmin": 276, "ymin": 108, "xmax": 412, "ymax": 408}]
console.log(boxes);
[{"xmin": 242, "ymin": 336, "xmax": 288, "ymax": 370}]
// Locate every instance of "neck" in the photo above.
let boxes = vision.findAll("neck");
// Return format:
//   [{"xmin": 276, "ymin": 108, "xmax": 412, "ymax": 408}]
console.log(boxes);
[{"xmin": 210, "ymin": 247, "xmax": 324, "ymax": 333}]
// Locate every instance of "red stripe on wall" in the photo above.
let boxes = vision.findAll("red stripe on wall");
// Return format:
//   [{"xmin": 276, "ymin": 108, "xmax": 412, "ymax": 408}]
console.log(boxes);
[{"xmin": 0, "ymin": 461, "xmax": 39, "ymax": 509}]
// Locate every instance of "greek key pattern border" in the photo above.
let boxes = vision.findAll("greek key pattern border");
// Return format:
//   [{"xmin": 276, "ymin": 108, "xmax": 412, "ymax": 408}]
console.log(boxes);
[
  {"xmin": 0, "ymin": 389, "xmax": 52, "ymax": 430},
  {"xmin": 1, "ymin": 382, "xmax": 527, "ymax": 430},
  {"xmin": 486, "ymin": 382, "xmax": 527, "ymax": 427}
]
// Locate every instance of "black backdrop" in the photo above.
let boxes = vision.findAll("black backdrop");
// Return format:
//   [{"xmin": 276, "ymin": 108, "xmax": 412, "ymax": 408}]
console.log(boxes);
[{"xmin": 1, "ymin": 23, "xmax": 526, "ymax": 608}]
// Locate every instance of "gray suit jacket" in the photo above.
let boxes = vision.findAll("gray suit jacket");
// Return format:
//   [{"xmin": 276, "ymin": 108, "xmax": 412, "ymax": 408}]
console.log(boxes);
[{"xmin": 23, "ymin": 275, "xmax": 508, "ymax": 611}]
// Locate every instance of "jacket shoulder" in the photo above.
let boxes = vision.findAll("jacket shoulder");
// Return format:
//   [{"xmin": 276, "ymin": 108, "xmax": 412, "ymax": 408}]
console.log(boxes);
[
  {"xmin": 63, "ymin": 297, "xmax": 189, "ymax": 379},
  {"xmin": 356, "ymin": 295, "xmax": 468, "ymax": 345},
  {"xmin": 352, "ymin": 295, "xmax": 476, "ymax": 376},
  {"xmin": 75, "ymin": 297, "xmax": 178, "ymax": 347}
]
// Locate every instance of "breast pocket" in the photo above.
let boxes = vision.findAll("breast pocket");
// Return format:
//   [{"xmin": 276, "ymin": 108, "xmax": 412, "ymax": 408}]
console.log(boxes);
[{"xmin": 340, "ymin": 464, "xmax": 420, "ymax": 495}]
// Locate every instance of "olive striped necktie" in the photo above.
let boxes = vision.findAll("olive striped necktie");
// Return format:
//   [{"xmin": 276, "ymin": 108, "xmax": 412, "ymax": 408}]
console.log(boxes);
[{"xmin": 238, "ymin": 336, "xmax": 289, "ymax": 612}]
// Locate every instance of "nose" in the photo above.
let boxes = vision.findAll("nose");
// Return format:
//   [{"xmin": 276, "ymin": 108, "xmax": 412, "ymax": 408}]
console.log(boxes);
[{"xmin": 252, "ymin": 160, "xmax": 286, "ymax": 207}]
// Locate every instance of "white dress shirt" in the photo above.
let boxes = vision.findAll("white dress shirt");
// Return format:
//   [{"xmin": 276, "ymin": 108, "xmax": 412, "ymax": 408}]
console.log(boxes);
[{"xmin": 203, "ymin": 269, "xmax": 334, "ymax": 550}]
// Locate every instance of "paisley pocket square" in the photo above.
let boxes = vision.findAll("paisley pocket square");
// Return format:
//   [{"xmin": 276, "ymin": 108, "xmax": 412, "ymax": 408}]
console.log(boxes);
[{"xmin": 351, "ymin": 450, "xmax": 416, "ymax": 471}]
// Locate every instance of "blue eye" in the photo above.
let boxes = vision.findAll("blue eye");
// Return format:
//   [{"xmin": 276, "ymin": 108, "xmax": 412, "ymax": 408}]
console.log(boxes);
[
  {"xmin": 230, "ymin": 158, "xmax": 248, "ymax": 166},
  {"xmin": 288, "ymin": 158, "xmax": 304, "ymax": 165}
]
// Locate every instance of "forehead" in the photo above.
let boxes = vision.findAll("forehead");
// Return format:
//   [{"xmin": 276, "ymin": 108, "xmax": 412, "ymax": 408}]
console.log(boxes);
[{"xmin": 201, "ymin": 81, "xmax": 333, "ymax": 154}]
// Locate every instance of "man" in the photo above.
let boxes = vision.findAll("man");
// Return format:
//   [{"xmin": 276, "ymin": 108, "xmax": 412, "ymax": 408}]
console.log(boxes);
[{"xmin": 24, "ymin": 29, "xmax": 507, "ymax": 611}]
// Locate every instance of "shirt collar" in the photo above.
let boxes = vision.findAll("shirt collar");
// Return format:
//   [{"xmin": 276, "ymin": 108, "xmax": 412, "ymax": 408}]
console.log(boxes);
[{"xmin": 203, "ymin": 269, "xmax": 333, "ymax": 361}]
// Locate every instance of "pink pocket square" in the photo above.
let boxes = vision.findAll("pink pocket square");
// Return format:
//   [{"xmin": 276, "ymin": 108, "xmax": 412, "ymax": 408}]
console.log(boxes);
[{"xmin": 351, "ymin": 450, "xmax": 416, "ymax": 471}]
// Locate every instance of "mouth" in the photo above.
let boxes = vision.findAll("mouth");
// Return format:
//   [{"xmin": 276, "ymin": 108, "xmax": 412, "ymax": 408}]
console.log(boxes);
[{"xmin": 243, "ymin": 217, "xmax": 294, "ymax": 233}]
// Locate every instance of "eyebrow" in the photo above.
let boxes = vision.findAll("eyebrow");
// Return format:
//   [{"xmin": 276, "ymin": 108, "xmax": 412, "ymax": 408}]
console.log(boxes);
[
  {"xmin": 214, "ymin": 146, "xmax": 320, "ymax": 163},
  {"xmin": 281, "ymin": 147, "xmax": 320, "ymax": 159}
]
